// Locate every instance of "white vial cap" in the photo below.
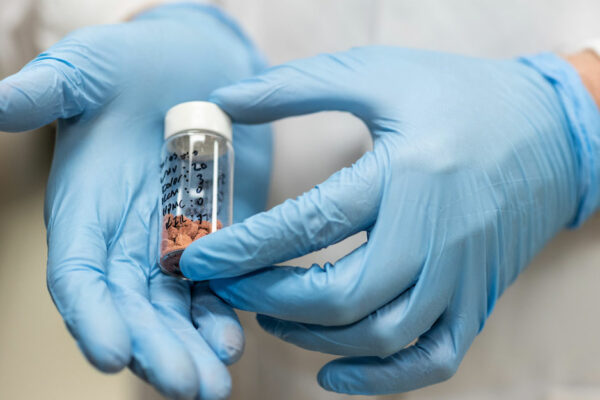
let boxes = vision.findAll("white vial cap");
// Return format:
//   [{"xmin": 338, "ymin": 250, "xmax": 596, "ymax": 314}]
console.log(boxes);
[{"xmin": 164, "ymin": 101, "xmax": 232, "ymax": 141}]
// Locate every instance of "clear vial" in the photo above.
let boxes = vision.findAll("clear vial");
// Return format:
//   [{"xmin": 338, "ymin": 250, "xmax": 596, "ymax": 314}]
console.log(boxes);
[{"xmin": 159, "ymin": 101, "xmax": 234, "ymax": 279}]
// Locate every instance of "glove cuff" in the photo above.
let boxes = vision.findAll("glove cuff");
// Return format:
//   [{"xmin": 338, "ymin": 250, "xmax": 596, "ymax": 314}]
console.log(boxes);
[{"xmin": 519, "ymin": 53, "xmax": 600, "ymax": 227}]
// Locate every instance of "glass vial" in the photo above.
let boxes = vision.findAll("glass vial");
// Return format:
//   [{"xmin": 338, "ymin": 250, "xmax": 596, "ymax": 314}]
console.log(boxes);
[{"xmin": 159, "ymin": 101, "xmax": 234, "ymax": 279}]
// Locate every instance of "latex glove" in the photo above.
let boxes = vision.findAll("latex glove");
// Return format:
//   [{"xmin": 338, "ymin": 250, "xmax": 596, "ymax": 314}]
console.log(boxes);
[
  {"xmin": 0, "ymin": 4, "xmax": 271, "ymax": 399},
  {"xmin": 180, "ymin": 47, "xmax": 600, "ymax": 394}
]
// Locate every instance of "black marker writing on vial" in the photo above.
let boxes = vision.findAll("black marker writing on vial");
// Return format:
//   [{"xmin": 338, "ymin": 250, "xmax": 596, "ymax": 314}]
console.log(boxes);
[
  {"xmin": 162, "ymin": 174, "xmax": 183, "ymax": 193},
  {"xmin": 160, "ymin": 165, "xmax": 178, "ymax": 184},
  {"xmin": 162, "ymin": 189, "xmax": 178, "ymax": 203},
  {"xmin": 191, "ymin": 162, "xmax": 207, "ymax": 171},
  {"xmin": 160, "ymin": 151, "xmax": 215, "ymax": 217},
  {"xmin": 162, "ymin": 199, "xmax": 185, "ymax": 216},
  {"xmin": 165, "ymin": 214, "xmax": 187, "ymax": 229},
  {"xmin": 161, "ymin": 152, "xmax": 185, "ymax": 216}
]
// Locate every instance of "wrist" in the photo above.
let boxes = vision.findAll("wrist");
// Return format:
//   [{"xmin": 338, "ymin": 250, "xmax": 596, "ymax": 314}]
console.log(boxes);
[
  {"xmin": 519, "ymin": 53, "xmax": 600, "ymax": 226},
  {"xmin": 564, "ymin": 50, "xmax": 600, "ymax": 111}
]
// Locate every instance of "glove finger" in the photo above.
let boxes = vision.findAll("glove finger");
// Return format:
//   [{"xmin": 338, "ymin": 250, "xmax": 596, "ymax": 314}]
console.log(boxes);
[
  {"xmin": 192, "ymin": 282, "xmax": 245, "ymax": 365},
  {"xmin": 180, "ymin": 149, "xmax": 382, "ymax": 281},
  {"xmin": 209, "ymin": 198, "xmax": 461, "ymax": 326},
  {"xmin": 255, "ymin": 286, "xmax": 413, "ymax": 357},
  {"xmin": 317, "ymin": 312, "xmax": 478, "ymax": 395},
  {"xmin": 207, "ymin": 149, "xmax": 477, "ymax": 326},
  {"xmin": 0, "ymin": 33, "xmax": 115, "ymax": 132},
  {"xmin": 255, "ymin": 265, "xmax": 451, "ymax": 356},
  {"xmin": 46, "ymin": 217, "xmax": 131, "ymax": 373},
  {"xmin": 207, "ymin": 243, "xmax": 366, "ymax": 326},
  {"xmin": 107, "ymin": 218, "xmax": 199, "ymax": 399},
  {"xmin": 209, "ymin": 48, "xmax": 373, "ymax": 123},
  {"xmin": 150, "ymin": 272, "xmax": 233, "ymax": 400},
  {"xmin": 252, "ymin": 241, "xmax": 456, "ymax": 353}
]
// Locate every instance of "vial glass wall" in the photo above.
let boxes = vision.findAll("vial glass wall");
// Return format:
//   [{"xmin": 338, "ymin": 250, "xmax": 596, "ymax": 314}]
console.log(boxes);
[{"xmin": 159, "ymin": 130, "xmax": 233, "ymax": 278}]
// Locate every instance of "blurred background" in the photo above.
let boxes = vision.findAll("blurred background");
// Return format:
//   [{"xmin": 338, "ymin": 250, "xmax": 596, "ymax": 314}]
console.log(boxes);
[{"xmin": 1, "ymin": 1, "xmax": 600, "ymax": 399}]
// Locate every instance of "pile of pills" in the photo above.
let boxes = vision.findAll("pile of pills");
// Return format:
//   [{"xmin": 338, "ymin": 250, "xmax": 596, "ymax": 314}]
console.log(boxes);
[{"xmin": 160, "ymin": 214, "xmax": 222, "ymax": 277}]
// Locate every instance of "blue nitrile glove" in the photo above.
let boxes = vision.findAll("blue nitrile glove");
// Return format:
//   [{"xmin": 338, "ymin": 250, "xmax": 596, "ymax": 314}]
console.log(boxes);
[
  {"xmin": 0, "ymin": 4, "xmax": 271, "ymax": 399},
  {"xmin": 180, "ymin": 47, "xmax": 600, "ymax": 395}
]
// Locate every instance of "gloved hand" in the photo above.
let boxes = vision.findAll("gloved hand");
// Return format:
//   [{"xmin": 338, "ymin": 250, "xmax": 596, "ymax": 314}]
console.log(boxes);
[
  {"xmin": 180, "ymin": 47, "xmax": 600, "ymax": 394},
  {"xmin": 0, "ymin": 4, "xmax": 271, "ymax": 399}
]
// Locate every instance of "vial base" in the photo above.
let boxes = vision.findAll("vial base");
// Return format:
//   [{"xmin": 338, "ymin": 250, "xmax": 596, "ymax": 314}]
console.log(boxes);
[{"xmin": 159, "ymin": 250, "xmax": 188, "ymax": 279}]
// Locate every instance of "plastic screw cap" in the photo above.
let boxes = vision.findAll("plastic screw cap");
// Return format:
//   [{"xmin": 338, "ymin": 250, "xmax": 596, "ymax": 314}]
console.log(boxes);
[{"xmin": 164, "ymin": 101, "xmax": 232, "ymax": 141}]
